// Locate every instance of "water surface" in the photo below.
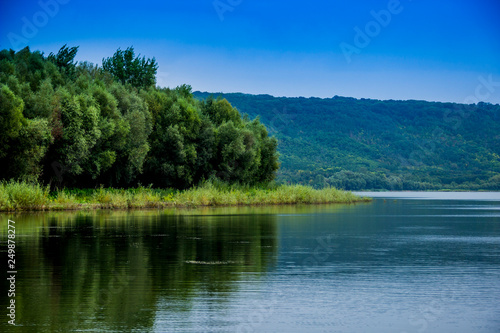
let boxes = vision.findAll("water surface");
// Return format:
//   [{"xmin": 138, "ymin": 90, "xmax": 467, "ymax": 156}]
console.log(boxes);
[{"xmin": 1, "ymin": 192, "xmax": 499, "ymax": 332}]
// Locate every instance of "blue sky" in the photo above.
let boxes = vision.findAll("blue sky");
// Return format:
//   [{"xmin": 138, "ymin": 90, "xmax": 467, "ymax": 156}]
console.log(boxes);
[{"xmin": 1, "ymin": 0, "xmax": 499, "ymax": 103}]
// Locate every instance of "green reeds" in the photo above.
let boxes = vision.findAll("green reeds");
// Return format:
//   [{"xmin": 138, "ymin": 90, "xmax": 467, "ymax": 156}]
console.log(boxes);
[
  {"xmin": 0, "ymin": 180, "xmax": 50, "ymax": 210},
  {"xmin": 0, "ymin": 180, "xmax": 370, "ymax": 211}
]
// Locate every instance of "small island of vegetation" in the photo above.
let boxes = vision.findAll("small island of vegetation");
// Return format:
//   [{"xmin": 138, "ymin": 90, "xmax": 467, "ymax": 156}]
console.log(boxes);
[{"xmin": 0, "ymin": 45, "xmax": 366, "ymax": 211}]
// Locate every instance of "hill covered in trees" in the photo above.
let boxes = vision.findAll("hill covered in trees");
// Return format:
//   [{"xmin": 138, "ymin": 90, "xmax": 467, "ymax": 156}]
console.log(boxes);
[
  {"xmin": 0, "ymin": 46, "xmax": 279, "ymax": 189},
  {"xmin": 194, "ymin": 92, "xmax": 500, "ymax": 190}
]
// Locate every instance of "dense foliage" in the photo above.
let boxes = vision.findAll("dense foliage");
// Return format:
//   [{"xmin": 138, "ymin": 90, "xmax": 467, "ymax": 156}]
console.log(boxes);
[
  {"xmin": 194, "ymin": 92, "xmax": 500, "ymax": 190},
  {"xmin": 0, "ymin": 46, "xmax": 279, "ymax": 189}
]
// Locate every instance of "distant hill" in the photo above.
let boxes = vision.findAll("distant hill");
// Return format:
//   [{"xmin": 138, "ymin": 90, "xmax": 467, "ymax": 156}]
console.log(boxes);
[{"xmin": 194, "ymin": 92, "xmax": 500, "ymax": 190}]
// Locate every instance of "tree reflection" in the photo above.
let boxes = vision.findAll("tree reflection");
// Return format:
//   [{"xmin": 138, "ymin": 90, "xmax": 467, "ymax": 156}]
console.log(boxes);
[{"xmin": 0, "ymin": 209, "xmax": 278, "ymax": 332}]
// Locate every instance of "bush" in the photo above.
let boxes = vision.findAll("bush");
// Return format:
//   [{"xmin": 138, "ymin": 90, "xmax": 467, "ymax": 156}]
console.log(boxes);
[{"xmin": 0, "ymin": 180, "xmax": 49, "ymax": 210}]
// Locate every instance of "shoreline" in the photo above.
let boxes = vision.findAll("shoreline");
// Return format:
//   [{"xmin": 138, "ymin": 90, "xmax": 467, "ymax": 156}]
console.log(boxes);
[
  {"xmin": 1, "ymin": 200, "xmax": 371, "ymax": 213},
  {"xmin": 0, "ymin": 181, "xmax": 371, "ymax": 212}
]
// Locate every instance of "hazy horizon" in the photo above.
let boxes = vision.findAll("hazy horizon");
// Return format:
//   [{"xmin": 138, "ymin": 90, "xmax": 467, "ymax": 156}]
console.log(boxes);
[{"xmin": 193, "ymin": 90, "xmax": 500, "ymax": 105}]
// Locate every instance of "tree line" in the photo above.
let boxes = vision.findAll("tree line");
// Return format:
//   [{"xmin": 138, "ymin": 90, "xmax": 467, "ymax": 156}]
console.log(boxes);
[
  {"xmin": 0, "ymin": 46, "xmax": 279, "ymax": 189},
  {"xmin": 193, "ymin": 92, "xmax": 500, "ymax": 190}
]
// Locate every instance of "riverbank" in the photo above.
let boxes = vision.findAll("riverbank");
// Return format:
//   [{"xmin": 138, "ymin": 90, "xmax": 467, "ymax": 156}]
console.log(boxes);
[
  {"xmin": 352, "ymin": 191, "xmax": 500, "ymax": 201},
  {"xmin": 0, "ymin": 181, "xmax": 370, "ymax": 211}
]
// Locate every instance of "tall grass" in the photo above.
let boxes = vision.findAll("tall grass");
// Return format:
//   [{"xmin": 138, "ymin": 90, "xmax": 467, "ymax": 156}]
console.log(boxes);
[
  {"xmin": 176, "ymin": 182, "xmax": 366, "ymax": 206},
  {"xmin": 0, "ymin": 180, "xmax": 369, "ymax": 211},
  {"xmin": 0, "ymin": 180, "xmax": 50, "ymax": 211}
]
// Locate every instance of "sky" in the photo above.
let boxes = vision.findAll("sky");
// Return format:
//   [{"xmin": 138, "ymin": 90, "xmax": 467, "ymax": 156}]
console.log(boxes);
[{"xmin": 1, "ymin": 0, "xmax": 499, "ymax": 104}]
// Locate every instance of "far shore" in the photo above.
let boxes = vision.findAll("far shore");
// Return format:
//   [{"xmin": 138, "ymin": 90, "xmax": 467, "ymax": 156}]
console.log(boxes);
[{"xmin": 352, "ymin": 191, "xmax": 500, "ymax": 201}]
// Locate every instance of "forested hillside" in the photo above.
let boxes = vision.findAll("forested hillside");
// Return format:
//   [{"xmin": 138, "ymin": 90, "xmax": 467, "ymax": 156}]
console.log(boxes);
[
  {"xmin": 0, "ymin": 46, "xmax": 279, "ymax": 189},
  {"xmin": 194, "ymin": 92, "xmax": 500, "ymax": 190}
]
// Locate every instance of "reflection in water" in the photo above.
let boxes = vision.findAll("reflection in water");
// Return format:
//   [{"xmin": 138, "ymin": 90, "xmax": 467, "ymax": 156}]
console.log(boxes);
[
  {"xmin": 1, "ymin": 198, "xmax": 499, "ymax": 333},
  {"xmin": 0, "ymin": 209, "xmax": 278, "ymax": 332}
]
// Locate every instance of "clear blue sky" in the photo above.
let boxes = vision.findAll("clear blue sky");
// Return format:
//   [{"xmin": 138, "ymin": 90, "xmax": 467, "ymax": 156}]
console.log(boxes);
[{"xmin": 1, "ymin": 0, "xmax": 499, "ymax": 104}]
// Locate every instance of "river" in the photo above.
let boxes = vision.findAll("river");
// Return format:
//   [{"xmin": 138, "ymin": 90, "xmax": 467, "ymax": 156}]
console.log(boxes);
[{"xmin": 1, "ymin": 192, "xmax": 499, "ymax": 332}]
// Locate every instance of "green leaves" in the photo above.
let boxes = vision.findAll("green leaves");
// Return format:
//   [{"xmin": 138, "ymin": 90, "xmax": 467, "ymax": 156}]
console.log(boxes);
[
  {"xmin": 0, "ymin": 85, "xmax": 52, "ymax": 180},
  {"xmin": 48, "ymin": 45, "xmax": 79, "ymax": 81},
  {"xmin": 212, "ymin": 118, "xmax": 279, "ymax": 185},
  {"xmin": 10, "ymin": 118, "xmax": 52, "ymax": 181},
  {"xmin": 202, "ymin": 96, "xmax": 243, "ymax": 127},
  {"xmin": 102, "ymin": 47, "xmax": 158, "ymax": 88},
  {"xmin": 0, "ymin": 85, "xmax": 26, "ymax": 155},
  {"xmin": 0, "ymin": 46, "xmax": 279, "ymax": 189},
  {"xmin": 48, "ymin": 44, "xmax": 79, "ymax": 70}
]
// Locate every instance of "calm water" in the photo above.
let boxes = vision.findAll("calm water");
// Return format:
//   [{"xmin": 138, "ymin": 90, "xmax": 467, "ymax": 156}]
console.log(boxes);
[{"xmin": 1, "ymin": 192, "xmax": 500, "ymax": 332}]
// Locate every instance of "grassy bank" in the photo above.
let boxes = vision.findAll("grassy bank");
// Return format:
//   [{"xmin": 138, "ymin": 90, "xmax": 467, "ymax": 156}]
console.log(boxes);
[{"xmin": 0, "ymin": 180, "xmax": 370, "ymax": 211}]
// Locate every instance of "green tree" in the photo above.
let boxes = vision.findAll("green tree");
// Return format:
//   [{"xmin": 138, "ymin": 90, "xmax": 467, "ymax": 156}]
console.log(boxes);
[
  {"xmin": 48, "ymin": 44, "xmax": 79, "ymax": 80},
  {"xmin": 214, "ymin": 121, "xmax": 257, "ymax": 183},
  {"xmin": 49, "ymin": 88, "xmax": 100, "ymax": 180},
  {"xmin": 48, "ymin": 44, "xmax": 78, "ymax": 69},
  {"xmin": 102, "ymin": 47, "xmax": 158, "ymax": 88},
  {"xmin": 0, "ymin": 85, "xmax": 26, "ymax": 159},
  {"xmin": 0, "ymin": 85, "xmax": 52, "ymax": 180},
  {"xmin": 202, "ymin": 96, "xmax": 243, "ymax": 127},
  {"xmin": 144, "ymin": 90, "xmax": 201, "ymax": 188},
  {"xmin": 8, "ymin": 118, "xmax": 52, "ymax": 181},
  {"xmin": 250, "ymin": 118, "xmax": 280, "ymax": 183},
  {"xmin": 23, "ymin": 78, "xmax": 55, "ymax": 118},
  {"xmin": 0, "ymin": 46, "xmax": 280, "ymax": 188},
  {"xmin": 109, "ymin": 83, "xmax": 152, "ymax": 185}
]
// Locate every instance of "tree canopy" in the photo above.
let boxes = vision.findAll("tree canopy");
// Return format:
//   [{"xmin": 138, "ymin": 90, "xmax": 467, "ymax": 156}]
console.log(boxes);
[
  {"xmin": 102, "ymin": 47, "xmax": 158, "ymax": 88},
  {"xmin": 0, "ymin": 46, "xmax": 279, "ymax": 188}
]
